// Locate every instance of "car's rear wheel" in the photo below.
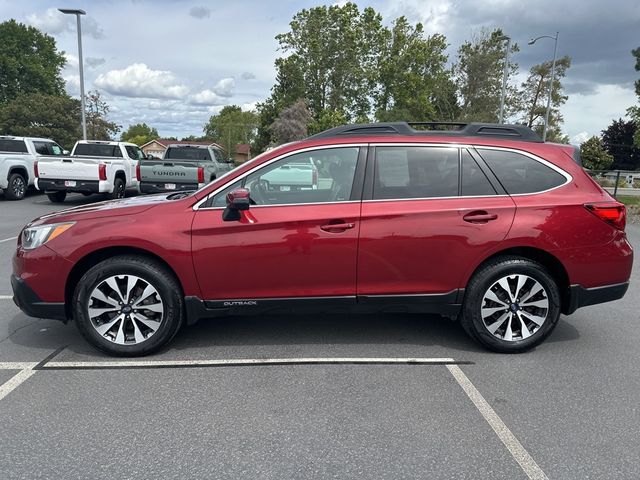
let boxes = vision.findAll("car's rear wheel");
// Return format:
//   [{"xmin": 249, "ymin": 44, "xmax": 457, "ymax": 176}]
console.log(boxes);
[
  {"xmin": 108, "ymin": 177, "xmax": 125, "ymax": 200},
  {"xmin": 46, "ymin": 191, "xmax": 67, "ymax": 203},
  {"xmin": 73, "ymin": 255, "xmax": 184, "ymax": 356},
  {"xmin": 460, "ymin": 256, "xmax": 561, "ymax": 353},
  {"xmin": 5, "ymin": 173, "xmax": 27, "ymax": 200}
]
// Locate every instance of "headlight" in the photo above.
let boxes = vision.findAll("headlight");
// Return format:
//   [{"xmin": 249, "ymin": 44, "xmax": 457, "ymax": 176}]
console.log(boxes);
[{"xmin": 22, "ymin": 222, "xmax": 75, "ymax": 250}]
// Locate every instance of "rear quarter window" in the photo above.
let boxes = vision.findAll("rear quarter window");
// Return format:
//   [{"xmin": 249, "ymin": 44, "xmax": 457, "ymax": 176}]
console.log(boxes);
[
  {"xmin": 477, "ymin": 148, "xmax": 567, "ymax": 194},
  {"xmin": 0, "ymin": 139, "xmax": 28, "ymax": 153}
]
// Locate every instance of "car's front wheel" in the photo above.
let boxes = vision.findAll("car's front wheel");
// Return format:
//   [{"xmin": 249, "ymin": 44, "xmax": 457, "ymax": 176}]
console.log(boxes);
[
  {"xmin": 460, "ymin": 256, "xmax": 561, "ymax": 353},
  {"xmin": 73, "ymin": 255, "xmax": 184, "ymax": 356},
  {"xmin": 5, "ymin": 173, "xmax": 27, "ymax": 200}
]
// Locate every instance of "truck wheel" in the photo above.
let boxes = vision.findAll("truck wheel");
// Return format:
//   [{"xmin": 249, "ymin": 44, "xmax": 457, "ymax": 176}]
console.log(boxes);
[
  {"xmin": 108, "ymin": 177, "xmax": 125, "ymax": 200},
  {"xmin": 46, "ymin": 191, "xmax": 67, "ymax": 203},
  {"xmin": 5, "ymin": 173, "xmax": 27, "ymax": 200},
  {"xmin": 460, "ymin": 256, "xmax": 561, "ymax": 353},
  {"xmin": 73, "ymin": 255, "xmax": 184, "ymax": 356}
]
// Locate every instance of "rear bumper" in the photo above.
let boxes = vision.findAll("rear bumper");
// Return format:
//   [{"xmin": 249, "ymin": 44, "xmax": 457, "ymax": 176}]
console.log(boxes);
[
  {"xmin": 565, "ymin": 282, "xmax": 629, "ymax": 315},
  {"xmin": 37, "ymin": 178, "xmax": 101, "ymax": 194},
  {"xmin": 140, "ymin": 182, "xmax": 199, "ymax": 194},
  {"xmin": 11, "ymin": 275, "xmax": 67, "ymax": 321}
]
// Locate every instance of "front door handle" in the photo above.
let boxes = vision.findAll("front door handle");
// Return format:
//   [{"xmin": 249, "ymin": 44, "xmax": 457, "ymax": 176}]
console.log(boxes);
[
  {"xmin": 320, "ymin": 222, "xmax": 355, "ymax": 233},
  {"xmin": 463, "ymin": 211, "xmax": 498, "ymax": 223}
]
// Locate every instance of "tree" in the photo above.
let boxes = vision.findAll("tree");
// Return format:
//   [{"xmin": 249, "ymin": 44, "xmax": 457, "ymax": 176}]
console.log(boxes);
[
  {"xmin": 627, "ymin": 47, "xmax": 640, "ymax": 148},
  {"xmin": 85, "ymin": 90, "xmax": 120, "ymax": 140},
  {"xmin": 580, "ymin": 136, "xmax": 613, "ymax": 171},
  {"xmin": 375, "ymin": 19, "xmax": 457, "ymax": 121},
  {"xmin": 121, "ymin": 122, "xmax": 159, "ymax": 146},
  {"xmin": 517, "ymin": 56, "xmax": 571, "ymax": 143},
  {"xmin": 0, "ymin": 93, "xmax": 81, "ymax": 148},
  {"xmin": 453, "ymin": 28, "xmax": 519, "ymax": 122},
  {"xmin": 203, "ymin": 105, "xmax": 259, "ymax": 157},
  {"xmin": 0, "ymin": 20, "xmax": 66, "ymax": 105},
  {"xmin": 270, "ymin": 99, "xmax": 312, "ymax": 144},
  {"xmin": 601, "ymin": 118, "xmax": 640, "ymax": 170}
]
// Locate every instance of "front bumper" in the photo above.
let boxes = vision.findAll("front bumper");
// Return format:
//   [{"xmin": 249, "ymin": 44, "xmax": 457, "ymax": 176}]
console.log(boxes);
[
  {"xmin": 565, "ymin": 282, "xmax": 630, "ymax": 315},
  {"xmin": 11, "ymin": 275, "xmax": 67, "ymax": 321},
  {"xmin": 140, "ymin": 182, "xmax": 200, "ymax": 194},
  {"xmin": 37, "ymin": 178, "xmax": 101, "ymax": 194}
]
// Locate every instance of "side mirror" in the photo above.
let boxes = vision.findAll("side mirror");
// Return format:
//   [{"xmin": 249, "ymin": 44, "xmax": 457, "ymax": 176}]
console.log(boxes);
[
  {"xmin": 63, "ymin": 150, "xmax": 70, "ymax": 155},
  {"xmin": 222, "ymin": 188, "xmax": 250, "ymax": 221}
]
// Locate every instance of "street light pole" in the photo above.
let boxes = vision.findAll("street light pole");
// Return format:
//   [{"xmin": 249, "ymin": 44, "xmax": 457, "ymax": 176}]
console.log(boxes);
[
  {"xmin": 498, "ymin": 35, "xmax": 511, "ymax": 124},
  {"xmin": 59, "ymin": 8, "xmax": 87, "ymax": 140},
  {"xmin": 528, "ymin": 32, "xmax": 559, "ymax": 142}
]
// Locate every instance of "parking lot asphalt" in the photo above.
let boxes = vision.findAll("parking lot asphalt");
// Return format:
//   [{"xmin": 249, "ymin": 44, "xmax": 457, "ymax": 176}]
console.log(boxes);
[{"xmin": 1, "ymin": 192, "xmax": 639, "ymax": 479}]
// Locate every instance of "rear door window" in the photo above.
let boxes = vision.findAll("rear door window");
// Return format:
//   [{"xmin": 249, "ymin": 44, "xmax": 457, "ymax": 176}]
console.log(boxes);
[
  {"xmin": 125, "ymin": 146, "xmax": 145, "ymax": 160},
  {"xmin": 33, "ymin": 141, "xmax": 65, "ymax": 156},
  {"xmin": 477, "ymin": 148, "xmax": 567, "ymax": 194},
  {"xmin": 461, "ymin": 150, "xmax": 497, "ymax": 196},
  {"xmin": 0, "ymin": 139, "xmax": 28, "ymax": 153},
  {"xmin": 373, "ymin": 146, "xmax": 459, "ymax": 200}
]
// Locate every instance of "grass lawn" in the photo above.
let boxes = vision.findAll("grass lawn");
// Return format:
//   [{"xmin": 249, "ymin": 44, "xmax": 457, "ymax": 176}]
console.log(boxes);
[{"xmin": 616, "ymin": 196, "xmax": 640, "ymax": 206}]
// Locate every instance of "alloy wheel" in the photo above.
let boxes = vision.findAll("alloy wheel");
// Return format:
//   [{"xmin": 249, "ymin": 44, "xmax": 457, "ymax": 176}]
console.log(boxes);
[
  {"xmin": 480, "ymin": 274, "xmax": 549, "ymax": 341},
  {"xmin": 87, "ymin": 274, "xmax": 164, "ymax": 345},
  {"xmin": 12, "ymin": 176, "xmax": 25, "ymax": 198}
]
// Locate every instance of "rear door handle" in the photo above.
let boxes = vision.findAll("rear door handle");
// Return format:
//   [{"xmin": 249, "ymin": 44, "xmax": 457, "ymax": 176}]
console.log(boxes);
[
  {"xmin": 463, "ymin": 211, "xmax": 498, "ymax": 223},
  {"xmin": 320, "ymin": 222, "xmax": 355, "ymax": 232}
]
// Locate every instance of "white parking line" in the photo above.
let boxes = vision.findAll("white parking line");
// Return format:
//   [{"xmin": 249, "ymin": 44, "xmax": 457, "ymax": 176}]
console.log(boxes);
[
  {"xmin": 45, "ymin": 357, "xmax": 457, "ymax": 369},
  {"xmin": 0, "ymin": 295, "xmax": 13, "ymax": 300},
  {"xmin": 0, "ymin": 362, "xmax": 38, "ymax": 369},
  {"xmin": 447, "ymin": 365, "xmax": 548, "ymax": 480},
  {"xmin": 0, "ymin": 369, "xmax": 37, "ymax": 401},
  {"xmin": 0, "ymin": 236, "xmax": 17, "ymax": 244}
]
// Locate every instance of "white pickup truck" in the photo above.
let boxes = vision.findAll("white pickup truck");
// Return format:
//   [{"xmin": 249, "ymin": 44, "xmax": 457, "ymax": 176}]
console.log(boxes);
[
  {"xmin": 36, "ymin": 140, "xmax": 145, "ymax": 203},
  {"xmin": 0, "ymin": 136, "xmax": 67, "ymax": 200}
]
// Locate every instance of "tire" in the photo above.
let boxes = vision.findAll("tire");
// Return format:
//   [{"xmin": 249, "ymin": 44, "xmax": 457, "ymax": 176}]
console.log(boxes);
[
  {"xmin": 5, "ymin": 173, "xmax": 27, "ymax": 200},
  {"xmin": 108, "ymin": 177, "xmax": 125, "ymax": 200},
  {"xmin": 73, "ymin": 255, "xmax": 184, "ymax": 356},
  {"xmin": 46, "ymin": 191, "xmax": 67, "ymax": 203},
  {"xmin": 460, "ymin": 256, "xmax": 561, "ymax": 353}
]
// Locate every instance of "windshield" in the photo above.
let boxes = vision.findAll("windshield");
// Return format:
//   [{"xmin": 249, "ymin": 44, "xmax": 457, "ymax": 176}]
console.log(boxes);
[
  {"xmin": 74, "ymin": 143, "xmax": 122, "ymax": 157},
  {"xmin": 165, "ymin": 147, "xmax": 212, "ymax": 161}
]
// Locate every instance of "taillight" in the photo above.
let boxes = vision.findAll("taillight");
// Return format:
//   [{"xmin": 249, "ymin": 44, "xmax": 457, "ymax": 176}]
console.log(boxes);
[
  {"xmin": 584, "ymin": 202, "xmax": 626, "ymax": 231},
  {"xmin": 34, "ymin": 161, "xmax": 39, "ymax": 178},
  {"xmin": 197, "ymin": 166, "xmax": 204, "ymax": 184},
  {"xmin": 98, "ymin": 163, "xmax": 107, "ymax": 181},
  {"xmin": 135, "ymin": 162, "xmax": 141, "ymax": 181}
]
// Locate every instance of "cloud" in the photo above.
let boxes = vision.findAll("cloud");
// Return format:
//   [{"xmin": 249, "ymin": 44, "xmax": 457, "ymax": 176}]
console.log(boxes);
[
  {"xmin": 86, "ymin": 57, "xmax": 106, "ymax": 69},
  {"xmin": 95, "ymin": 63, "xmax": 189, "ymax": 99},
  {"xmin": 241, "ymin": 101, "xmax": 259, "ymax": 112},
  {"xmin": 213, "ymin": 77, "xmax": 235, "ymax": 97},
  {"xmin": 241, "ymin": 71, "xmax": 256, "ymax": 80},
  {"xmin": 64, "ymin": 74, "xmax": 80, "ymax": 96},
  {"xmin": 189, "ymin": 89, "xmax": 226, "ymax": 105},
  {"xmin": 64, "ymin": 53, "xmax": 78, "ymax": 69},
  {"xmin": 189, "ymin": 6, "xmax": 211, "ymax": 19},
  {"xmin": 570, "ymin": 132, "xmax": 590, "ymax": 145},
  {"xmin": 26, "ymin": 8, "xmax": 104, "ymax": 39}
]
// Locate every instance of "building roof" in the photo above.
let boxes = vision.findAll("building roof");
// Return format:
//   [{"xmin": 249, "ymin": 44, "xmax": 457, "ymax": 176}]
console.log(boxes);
[
  {"xmin": 140, "ymin": 139, "xmax": 222, "ymax": 149},
  {"xmin": 236, "ymin": 143, "xmax": 251, "ymax": 155}
]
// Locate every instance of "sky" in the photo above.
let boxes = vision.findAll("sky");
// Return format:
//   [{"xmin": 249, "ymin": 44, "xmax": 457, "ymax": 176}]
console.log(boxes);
[{"xmin": 1, "ymin": 0, "xmax": 638, "ymax": 144}]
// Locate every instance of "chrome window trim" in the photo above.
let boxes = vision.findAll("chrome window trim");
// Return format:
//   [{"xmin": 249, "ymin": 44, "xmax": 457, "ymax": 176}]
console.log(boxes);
[
  {"xmin": 193, "ymin": 142, "xmax": 573, "ymax": 209},
  {"xmin": 192, "ymin": 143, "xmax": 366, "ymax": 211}
]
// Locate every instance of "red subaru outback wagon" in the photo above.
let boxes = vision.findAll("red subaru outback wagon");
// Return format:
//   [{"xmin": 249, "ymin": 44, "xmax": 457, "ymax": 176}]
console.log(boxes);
[{"xmin": 11, "ymin": 122, "xmax": 633, "ymax": 356}]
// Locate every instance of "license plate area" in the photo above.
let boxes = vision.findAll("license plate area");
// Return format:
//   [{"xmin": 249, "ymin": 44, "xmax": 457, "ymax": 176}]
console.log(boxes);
[
  {"xmin": 64, "ymin": 180, "xmax": 76, "ymax": 187},
  {"xmin": 165, "ymin": 183, "xmax": 176, "ymax": 190}
]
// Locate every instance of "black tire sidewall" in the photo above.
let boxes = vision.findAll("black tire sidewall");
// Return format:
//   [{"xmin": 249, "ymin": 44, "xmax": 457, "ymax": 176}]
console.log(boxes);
[
  {"xmin": 464, "ymin": 259, "xmax": 561, "ymax": 353},
  {"xmin": 110, "ymin": 178, "xmax": 125, "ymax": 199},
  {"xmin": 47, "ymin": 191, "xmax": 67, "ymax": 203},
  {"xmin": 73, "ymin": 258, "xmax": 183, "ymax": 356},
  {"xmin": 6, "ymin": 173, "xmax": 26, "ymax": 200}
]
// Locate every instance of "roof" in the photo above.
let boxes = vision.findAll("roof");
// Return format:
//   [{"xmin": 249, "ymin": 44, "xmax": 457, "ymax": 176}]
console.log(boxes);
[
  {"xmin": 236, "ymin": 143, "xmax": 251, "ymax": 155},
  {"xmin": 308, "ymin": 122, "xmax": 544, "ymax": 143}
]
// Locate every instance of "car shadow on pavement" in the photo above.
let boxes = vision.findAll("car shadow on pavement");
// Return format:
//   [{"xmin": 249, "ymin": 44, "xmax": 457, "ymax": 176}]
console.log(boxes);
[{"xmin": 5, "ymin": 311, "xmax": 581, "ymax": 360}]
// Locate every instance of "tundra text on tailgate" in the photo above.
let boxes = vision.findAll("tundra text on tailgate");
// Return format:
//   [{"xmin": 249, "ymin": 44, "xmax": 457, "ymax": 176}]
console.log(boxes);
[{"xmin": 138, "ymin": 144, "xmax": 234, "ymax": 193}]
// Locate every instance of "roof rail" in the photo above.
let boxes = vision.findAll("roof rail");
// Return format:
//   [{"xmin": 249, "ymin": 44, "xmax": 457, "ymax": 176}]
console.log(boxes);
[{"xmin": 308, "ymin": 122, "xmax": 543, "ymax": 143}]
